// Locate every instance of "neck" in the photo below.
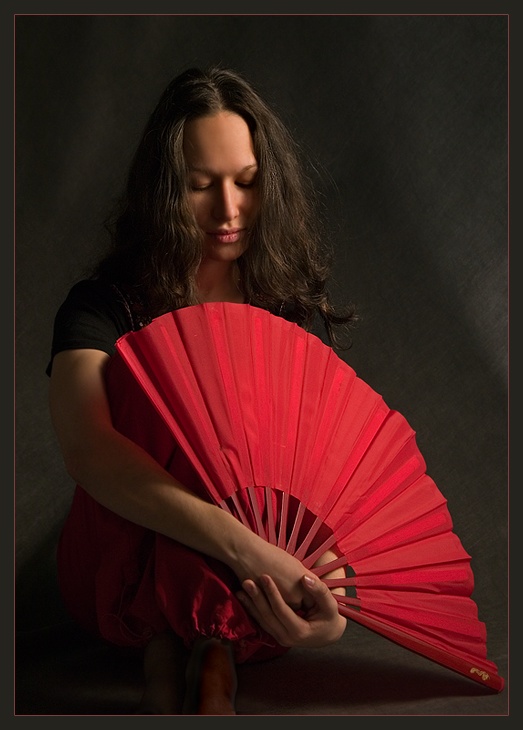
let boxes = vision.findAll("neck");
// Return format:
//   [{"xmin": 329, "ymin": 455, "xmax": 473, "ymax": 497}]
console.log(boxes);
[{"xmin": 196, "ymin": 261, "xmax": 244, "ymax": 303}]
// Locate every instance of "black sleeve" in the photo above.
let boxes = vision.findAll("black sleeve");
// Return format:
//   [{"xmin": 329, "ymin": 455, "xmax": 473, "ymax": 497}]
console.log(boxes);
[{"xmin": 46, "ymin": 279, "xmax": 131, "ymax": 376}]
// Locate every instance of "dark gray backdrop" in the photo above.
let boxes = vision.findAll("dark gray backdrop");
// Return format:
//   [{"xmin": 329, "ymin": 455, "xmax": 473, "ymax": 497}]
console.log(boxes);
[{"xmin": 14, "ymin": 13, "xmax": 508, "ymax": 715}]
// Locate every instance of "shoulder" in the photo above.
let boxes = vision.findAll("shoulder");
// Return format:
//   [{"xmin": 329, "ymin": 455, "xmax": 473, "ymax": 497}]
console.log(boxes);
[
  {"xmin": 62, "ymin": 278, "xmax": 123, "ymax": 309},
  {"xmin": 57, "ymin": 278, "xmax": 138, "ymax": 329},
  {"xmin": 47, "ymin": 279, "xmax": 134, "ymax": 375}
]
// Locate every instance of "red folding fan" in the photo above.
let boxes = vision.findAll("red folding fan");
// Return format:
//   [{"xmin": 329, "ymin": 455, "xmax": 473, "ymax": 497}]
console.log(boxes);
[{"xmin": 108, "ymin": 301, "xmax": 504, "ymax": 692}]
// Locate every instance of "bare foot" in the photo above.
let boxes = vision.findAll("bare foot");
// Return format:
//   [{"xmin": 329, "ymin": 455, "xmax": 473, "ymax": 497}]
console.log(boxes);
[
  {"xmin": 135, "ymin": 631, "xmax": 188, "ymax": 715},
  {"xmin": 183, "ymin": 637, "xmax": 238, "ymax": 715}
]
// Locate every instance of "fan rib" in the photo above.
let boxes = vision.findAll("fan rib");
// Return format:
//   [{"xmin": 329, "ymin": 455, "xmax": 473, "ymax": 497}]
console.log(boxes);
[
  {"xmin": 246, "ymin": 486, "xmax": 268, "ymax": 541},
  {"xmin": 335, "ymin": 604, "xmax": 504, "ymax": 692},
  {"xmin": 109, "ymin": 302, "xmax": 504, "ymax": 694},
  {"xmin": 264, "ymin": 486, "xmax": 278, "ymax": 545}
]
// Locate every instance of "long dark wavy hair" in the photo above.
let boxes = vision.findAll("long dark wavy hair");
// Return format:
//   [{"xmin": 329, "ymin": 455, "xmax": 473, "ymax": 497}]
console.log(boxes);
[{"xmin": 95, "ymin": 66, "xmax": 357, "ymax": 347}]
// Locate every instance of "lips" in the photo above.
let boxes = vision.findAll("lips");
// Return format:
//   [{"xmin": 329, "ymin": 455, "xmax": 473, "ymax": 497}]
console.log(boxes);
[{"xmin": 206, "ymin": 228, "xmax": 243, "ymax": 244}]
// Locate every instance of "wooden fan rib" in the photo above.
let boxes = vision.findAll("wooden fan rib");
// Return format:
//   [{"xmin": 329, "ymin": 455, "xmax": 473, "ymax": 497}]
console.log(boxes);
[
  {"xmin": 356, "ymin": 599, "xmax": 486, "ymax": 636},
  {"xmin": 335, "ymin": 603, "xmax": 503, "ymax": 692},
  {"xmin": 118, "ymin": 333, "xmax": 226, "ymax": 499},
  {"xmin": 354, "ymin": 603, "xmax": 494, "ymax": 673},
  {"xmin": 112, "ymin": 303, "xmax": 503, "ymax": 692},
  {"xmin": 336, "ymin": 454, "xmax": 424, "ymax": 535},
  {"xmin": 294, "ymin": 515, "xmax": 338, "ymax": 563},
  {"xmin": 353, "ymin": 586, "xmax": 481, "ymax": 616},
  {"xmin": 286, "ymin": 349, "xmax": 348, "ymax": 503},
  {"xmin": 347, "ymin": 565, "xmax": 473, "ymax": 592},
  {"xmin": 279, "ymin": 334, "xmax": 308, "ymax": 494},
  {"xmin": 335, "ymin": 480, "xmax": 456, "ymax": 568},
  {"xmin": 348, "ymin": 531, "xmax": 472, "ymax": 579},
  {"xmin": 293, "ymin": 438, "xmax": 427, "ymax": 564},
  {"xmin": 343, "ymin": 606, "xmax": 489, "ymax": 664},
  {"xmin": 259, "ymin": 486, "xmax": 277, "ymax": 545},
  {"xmin": 251, "ymin": 312, "xmax": 273, "ymax": 486},
  {"xmin": 285, "ymin": 501, "xmax": 309, "ymax": 555},
  {"xmin": 246, "ymin": 485, "xmax": 268, "ymax": 541},
  {"xmin": 277, "ymin": 491, "xmax": 291, "ymax": 550},
  {"xmin": 312, "ymin": 405, "xmax": 390, "ymax": 519},
  {"xmin": 206, "ymin": 307, "xmax": 258, "ymax": 486},
  {"xmin": 339, "ymin": 503, "xmax": 453, "ymax": 564},
  {"xmin": 310, "ymin": 553, "xmax": 348, "ymax": 577}
]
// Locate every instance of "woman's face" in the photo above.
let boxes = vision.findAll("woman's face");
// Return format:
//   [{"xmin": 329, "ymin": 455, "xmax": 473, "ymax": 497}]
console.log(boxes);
[{"xmin": 183, "ymin": 111, "xmax": 259, "ymax": 263}]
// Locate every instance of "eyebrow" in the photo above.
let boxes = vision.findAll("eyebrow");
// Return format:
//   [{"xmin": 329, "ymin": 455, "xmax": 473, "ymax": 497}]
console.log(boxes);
[{"xmin": 187, "ymin": 163, "xmax": 258, "ymax": 174}]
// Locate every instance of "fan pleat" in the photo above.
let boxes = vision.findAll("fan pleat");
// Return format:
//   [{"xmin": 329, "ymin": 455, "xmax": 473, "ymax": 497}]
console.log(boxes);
[{"xmin": 110, "ymin": 302, "xmax": 504, "ymax": 692}]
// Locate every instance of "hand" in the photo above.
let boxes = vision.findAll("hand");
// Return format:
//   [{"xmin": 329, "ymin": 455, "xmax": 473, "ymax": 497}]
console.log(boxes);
[
  {"xmin": 237, "ymin": 573, "xmax": 347, "ymax": 649},
  {"xmin": 233, "ymin": 536, "xmax": 327, "ymax": 609}
]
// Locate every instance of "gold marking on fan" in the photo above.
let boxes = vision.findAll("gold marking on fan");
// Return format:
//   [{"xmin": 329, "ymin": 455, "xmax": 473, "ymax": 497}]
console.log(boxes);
[{"xmin": 470, "ymin": 668, "xmax": 491, "ymax": 681}]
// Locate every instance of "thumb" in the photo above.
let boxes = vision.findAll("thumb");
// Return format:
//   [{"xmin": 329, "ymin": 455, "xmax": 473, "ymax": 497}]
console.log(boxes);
[{"xmin": 302, "ymin": 573, "xmax": 329, "ymax": 595}]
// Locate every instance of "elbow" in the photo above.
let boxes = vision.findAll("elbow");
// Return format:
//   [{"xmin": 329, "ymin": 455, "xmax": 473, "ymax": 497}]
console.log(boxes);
[
  {"xmin": 60, "ymin": 448, "xmax": 88, "ymax": 486},
  {"xmin": 58, "ymin": 435, "xmax": 108, "ymax": 486}
]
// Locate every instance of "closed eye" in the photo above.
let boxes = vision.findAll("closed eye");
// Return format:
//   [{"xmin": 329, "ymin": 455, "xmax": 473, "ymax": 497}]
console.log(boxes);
[{"xmin": 191, "ymin": 181, "xmax": 255, "ymax": 191}]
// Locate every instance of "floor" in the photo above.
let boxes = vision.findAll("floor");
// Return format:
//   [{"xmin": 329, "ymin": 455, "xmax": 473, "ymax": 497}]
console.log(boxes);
[{"xmin": 15, "ymin": 618, "xmax": 508, "ymax": 716}]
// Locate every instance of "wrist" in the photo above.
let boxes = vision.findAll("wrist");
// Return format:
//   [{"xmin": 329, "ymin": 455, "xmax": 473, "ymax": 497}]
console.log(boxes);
[{"xmin": 214, "ymin": 508, "xmax": 266, "ymax": 578}]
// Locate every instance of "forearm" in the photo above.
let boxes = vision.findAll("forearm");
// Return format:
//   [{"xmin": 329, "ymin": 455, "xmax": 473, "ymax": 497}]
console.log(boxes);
[
  {"xmin": 49, "ymin": 346, "xmax": 319, "ymax": 604},
  {"xmin": 67, "ymin": 430, "xmax": 320, "ymax": 610},
  {"xmin": 65, "ymin": 426, "xmax": 267, "ymax": 572}
]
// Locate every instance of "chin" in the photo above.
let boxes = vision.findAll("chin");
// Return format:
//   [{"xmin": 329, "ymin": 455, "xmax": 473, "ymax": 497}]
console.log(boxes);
[{"xmin": 206, "ymin": 243, "xmax": 248, "ymax": 261}]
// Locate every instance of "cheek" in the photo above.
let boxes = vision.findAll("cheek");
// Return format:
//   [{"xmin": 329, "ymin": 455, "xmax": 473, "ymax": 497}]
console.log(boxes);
[
  {"xmin": 246, "ymin": 191, "xmax": 260, "ymax": 218},
  {"xmin": 187, "ymin": 196, "xmax": 206, "ymax": 225}
]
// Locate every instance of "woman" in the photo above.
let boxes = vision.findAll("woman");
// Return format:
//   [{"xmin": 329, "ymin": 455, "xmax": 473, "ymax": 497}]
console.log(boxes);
[{"xmin": 48, "ymin": 66, "xmax": 357, "ymax": 715}]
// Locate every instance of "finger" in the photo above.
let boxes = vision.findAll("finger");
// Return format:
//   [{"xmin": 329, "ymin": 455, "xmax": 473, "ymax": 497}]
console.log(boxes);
[
  {"xmin": 302, "ymin": 574, "xmax": 330, "ymax": 596},
  {"xmin": 237, "ymin": 584, "xmax": 272, "ymax": 626},
  {"xmin": 237, "ymin": 583, "xmax": 294, "ymax": 643},
  {"xmin": 240, "ymin": 579, "xmax": 270, "ymax": 612},
  {"xmin": 258, "ymin": 574, "xmax": 303, "ymax": 617},
  {"xmin": 236, "ymin": 588, "xmax": 263, "ymax": 622},
  {"xmin": 242, "ymin": 578, "xmax": 291, "ymax": 623},
  {"xmin": 244, "ymin": 577, "xmax": 298, "ymax": 619},
  {"xmin": 301, "ymin": 575, "xmax": 339, "ymax": 615}
]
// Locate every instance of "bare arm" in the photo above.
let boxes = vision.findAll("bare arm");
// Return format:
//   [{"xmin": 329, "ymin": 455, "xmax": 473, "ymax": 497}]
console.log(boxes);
[{"xmin": 49, "ymin": 349, "xmax": 320, "ymax": 606}]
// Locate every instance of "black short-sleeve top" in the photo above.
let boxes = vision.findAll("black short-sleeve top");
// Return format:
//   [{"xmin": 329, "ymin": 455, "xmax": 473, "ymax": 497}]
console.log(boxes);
[
  {"xmin": 46, "ymin": 279, "xmax": 140, "ymax": 376},
  {"xmin": 47, "ymin": 279, "xmax": 314, "ymax": 377}
]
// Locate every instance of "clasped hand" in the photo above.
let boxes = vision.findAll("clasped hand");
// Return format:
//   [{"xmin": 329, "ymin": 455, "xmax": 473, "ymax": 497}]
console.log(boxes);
[{"xmin": 237, "ymin": 573, "xmax": 347, "ymax": 649}]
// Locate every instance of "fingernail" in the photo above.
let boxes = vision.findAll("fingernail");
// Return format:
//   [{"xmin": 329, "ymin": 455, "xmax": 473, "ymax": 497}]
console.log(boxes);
[{"xmin": 304, "ymin": 575, "xmax": 316, "ymax": 587}]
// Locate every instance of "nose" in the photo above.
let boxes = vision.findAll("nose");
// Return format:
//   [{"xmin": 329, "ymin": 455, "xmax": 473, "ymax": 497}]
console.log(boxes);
[{"xmin": 212, "ymin": 182, "xmax": 239, "ymax": 222}]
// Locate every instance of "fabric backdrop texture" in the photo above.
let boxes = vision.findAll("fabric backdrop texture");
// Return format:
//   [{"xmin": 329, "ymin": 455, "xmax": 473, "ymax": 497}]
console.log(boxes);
[{"xmin": 14, "ymin": 13, "xmax": 508, "ymax": 716}]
